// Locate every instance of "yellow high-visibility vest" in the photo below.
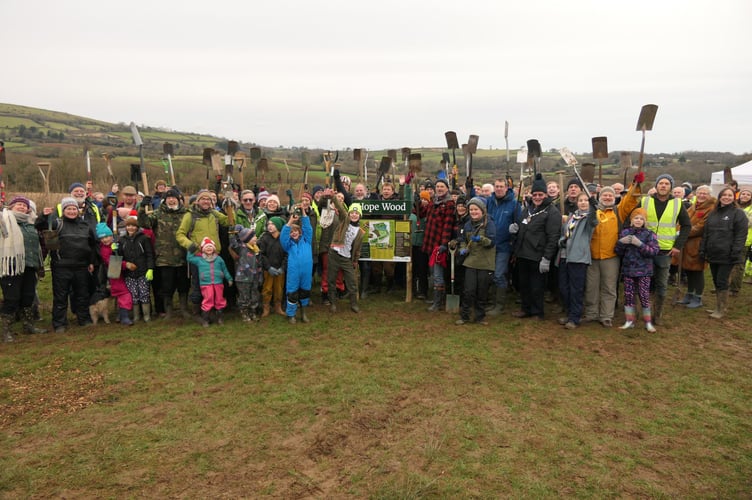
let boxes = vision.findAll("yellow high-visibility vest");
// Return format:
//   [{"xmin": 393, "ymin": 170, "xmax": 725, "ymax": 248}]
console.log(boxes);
[{"xmin": 642, "ymin": 196, "xmax": 681, "ymax": 251}]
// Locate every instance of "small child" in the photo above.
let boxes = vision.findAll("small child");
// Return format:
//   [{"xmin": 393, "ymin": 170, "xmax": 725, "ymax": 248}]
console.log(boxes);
[
  {"xmin": 120, "ymin": 216, "xmax": 154, "ymax": 322},
  {"xmin": 95, "ymin": 223, "xmax": 133, "ymax": 326},
  {"xmin": 186, "ymin": 237, "xmax": 233, "ymax": 327},
  {"xmin": 258, "ymin": 216, "xmax": 287, "ymax": 317},
  {"xmin": 327, "ymin": 193, "xmax": 365, "ymax": 313},
  {"xmin": 615, "ymin": 207, "xmax": 660, "ymax": 332},
  {"xmin": 230, "ymin": 225, "xmax": 263, "ymax": 322},
  {"xmin": 280, "ymin": 208, "xmax": 314, "ymax": 324}
]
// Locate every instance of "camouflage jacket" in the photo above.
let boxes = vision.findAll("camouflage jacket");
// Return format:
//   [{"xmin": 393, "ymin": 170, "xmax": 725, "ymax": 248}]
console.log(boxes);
[{"xmin": 138, "ymin": 203, "xmax": 188, "ymax": 267}]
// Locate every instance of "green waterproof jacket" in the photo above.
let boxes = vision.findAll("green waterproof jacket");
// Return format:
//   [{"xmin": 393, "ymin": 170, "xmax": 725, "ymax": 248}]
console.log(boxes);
[{"xmin": 176, "ymin": 206, "xmax": 229, "ymax": 253}]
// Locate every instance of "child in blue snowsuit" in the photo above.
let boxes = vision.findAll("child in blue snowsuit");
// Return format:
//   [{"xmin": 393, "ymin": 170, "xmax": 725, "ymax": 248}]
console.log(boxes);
[{"xmin": 280, "ymin": 209, "xmax": 313, "ymax": 323}]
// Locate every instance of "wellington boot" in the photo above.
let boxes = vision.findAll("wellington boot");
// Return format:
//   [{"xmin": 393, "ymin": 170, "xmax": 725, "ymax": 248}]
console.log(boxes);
[
  {"xmin": 178, "ymin": 294, "xmax": 192, "ymax": 319},
  {"xmin": 619, "ymin": 320, "xmax": 635, "ymax": 330},
  {"xmin": 685, "ymin": 294, "xmax": 703, "ymax": 309},
  {"xmin": 22, "ymin": 307, "xmax": 47, "ymax": 334},
  {"xmin": 262, "ymin": 304, "xmax": 271, "ymax": 317},
  {"xmin": 200, "ymin": 310, "xmax": 210, "ymax": 327},
  {"xmin": 288, "ymin": 315, "xmax": 297, "ymax": 324},
  {"xmin": 645, "ymin": 322, "xmax": 657, "ymax": 333},
  {"xmin": 300, "ymin": 306, "xmax": 310, "ymax": 323},
  {"xmin": 141, "ymin": 303, "xmax": 151, "ymax": 323},
  {"xmin": 119, "ymin": 308, "xmax": 134, "ymax": 326},
  {"xmin": 350, "ymin": 296, "xmax": 360, "ymax": 314},
  {"xmin": 216, "ymin": 309, "xmax": 224, "ymax": 325},
  {"xmin": 675, "ymin": 293, "xmax": 691, "ymax": 305},
  {"xmin": 274, "ymin": 304, "xmax": 285, "ymax": 316},
  {"xmin": 163, "ymin": 298, "xmax": 173, "ymax": 320},
  {"xmin": 133, "ymin": 305, "xmax": 141, "ymax": 323},
  {"xmin": 427, "ymin": 289, "xmax": 445, "ymax": 312},
  {"xmin": 2, "ymin": 313, "xmax": 15, "ymax": 343},
  {"xmin": 487, "ymin": 288, "xmax": 506, "ymax": 316},
  {"xmin": 709, "ymin": 290, "xmax": 728, "ymax": 319},
  {"xmin": 653, "ymin": 295, "xmax": 664, "ymax": 325}
]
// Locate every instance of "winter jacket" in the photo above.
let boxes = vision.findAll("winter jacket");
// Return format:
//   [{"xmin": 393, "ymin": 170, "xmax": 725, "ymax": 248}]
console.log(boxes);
[
  {"xmin": 590, "ymin": 182, "xmax": 641, "ymax": 260},
  {"xmin": 419, "ymin": 194, "xmax": 455, "ymax": 255},
  {"xmin": 176, "ymin": 205, "xmax": 229, "ymax": 253},
  {"xmin": 556, "ymin": 200, "xmax": 599, "ymax": 265},
  {"xmin": 257, "ymin": 231, "xmax": 287, "ymax": 270},
  {"xmin": 513, "ymin": 197, "xmax": 561, "ymax": 263},
  {"xmin": 485, "ymin": 189, "xmax": 520, "ymax": 254},
  {"xmin": 230, "ymin": 236, "xmax": 263, "ymax": 284},
  {"xmin": 119, "ymin": 230, "xmax": 154, "ymax": 279},
  {"xmin": 186, "ymin": 253, "xmax": 232, "ymax": 285},
  {"xmin": 671, "ymin": 196, "xmax": 715, "ymax": 271},
  {"xmin": 700, "ymin": 202, "xmax": 749, "ymax": 265},
  {"xmin": 254, "ymin": 206, "xmax": 287, "ymax": 237},
  {"xmin": 280, "ymin": 216, "xmax": 314, "ymax": 279},
  {"xmin": 40, "ymin": 214, "xmax": 97, "ymax": 269},
  {"xmin": 17, "ymin": 219, "xmax": 42, "ymax": 270},
  {"xmin": 615, "ymin": 227, "xmax": 660, "ymax": 277},
  {"xmin": 460, "ymin": 215, "xmax": 497, "ymax": 271},
  {"xmin": 329, "ymin": 195, "xmax": 364, "ymax": 263},
  {"xmin": 138, "ymin": 202, "xmax": 188, "ymax": 267}
]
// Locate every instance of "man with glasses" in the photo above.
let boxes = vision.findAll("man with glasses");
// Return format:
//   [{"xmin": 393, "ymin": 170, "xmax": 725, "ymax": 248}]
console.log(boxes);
[
  {"xmin": 510, "ymin": 174, "xmax": 561, "ymax": 320},
  {"xmin": 235, "ymin": 189, "xmax": 258, "ymax": 229}
]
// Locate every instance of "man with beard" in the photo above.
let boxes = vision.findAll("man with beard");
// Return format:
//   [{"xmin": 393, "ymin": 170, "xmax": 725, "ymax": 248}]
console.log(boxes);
[
  {"xmin": 57, "ymin": 182, "xmax": 102, "ymax": 229},
  {"xmin": 139, "ymin": 188, "xmax": 191, "ymax": 319},
  {"xmin": 640, "ymin": 173, "xmax": 691, "ymax": 324},
  {"xmin": 510, "ymin": 174, "xmax": 561, "ymax": 320},
  {"xmin": 176, "ymin": 190, "xmax": 231, "ymax": 315},
  {"xmin": 583, "ymin": 173, "xmax": 643, "ymax": 327}
]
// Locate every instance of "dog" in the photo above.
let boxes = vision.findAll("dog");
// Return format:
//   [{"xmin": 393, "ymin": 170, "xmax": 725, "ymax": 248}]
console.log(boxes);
[{"xmin": 89, "ymin": 297, "xmax": 112, "ymax": 325}]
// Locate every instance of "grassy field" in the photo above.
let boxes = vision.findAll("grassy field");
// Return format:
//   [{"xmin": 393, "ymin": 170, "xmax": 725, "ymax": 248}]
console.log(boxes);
[{"xmin": 1, "ymin": 276, "xmax": 751, "ymax": 497}]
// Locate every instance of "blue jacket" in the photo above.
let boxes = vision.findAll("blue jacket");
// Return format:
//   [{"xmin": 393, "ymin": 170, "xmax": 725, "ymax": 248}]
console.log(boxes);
[
  {"xmin": 485, "ymin": 189, "xmax": 520, "ymax": 254},
  {"xmin": 280, "ymin": 216, "xmax": 314, "ymax": 277}
]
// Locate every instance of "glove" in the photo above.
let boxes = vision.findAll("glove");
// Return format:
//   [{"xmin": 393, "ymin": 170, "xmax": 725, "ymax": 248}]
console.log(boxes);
[
  {"xmin": 508, "ymin": 223, "xmax": 519, "ymax": 234},
  {"xmin": 459, "ymin": 248, "xmax": 469, "ymax": 256},
  {"xmin": 630, "ymin": 236, "xmax": 643, "ymax": 247},
  {"xmin": 471, "ymin": 235, "xmax": 481, "ymax": 243},
  {"xmin": 187, "ymin": 243, "xmax": 198, "ymax": 254},
  {"xmin": 228, "ymin": 280, "xmax": 234, "ymax": 287},
  {"xmin": 110, "ymin": 242, "xmax": 118, "ymax": 251},
  {"xmin": 539, "ymin": 257, "xmax": 550, "ymax": 274},
  {"xmin": 438, "ymin": 245, "xmax": 447, "ymax": 254},
  {"xmin": 145, "ymin": 269, "xmax": 154, "ymax": 281},
  {"xmin": 618, "ymin": 235, "xmax": 633, "ymax": 244},
  {"xmin": 634, "ymin": 171, "xmax": 646, "ymax": 184},
  {"xmin": 222, "ymin": 197, "xmax": 239, "ymax": 210},
  {"xmin": 285, "ymin": 189, "xmax": 293, "ymax": 198},
  {"xmin": 141, "ymin": 195, "xmax": 152, "ymax": 207}
]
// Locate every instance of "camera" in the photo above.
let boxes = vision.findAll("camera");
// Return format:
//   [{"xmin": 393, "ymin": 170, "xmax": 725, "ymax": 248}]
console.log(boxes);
[{"xmin": 293, "ymin": 207, "xmax": 303, "ymax": 217}]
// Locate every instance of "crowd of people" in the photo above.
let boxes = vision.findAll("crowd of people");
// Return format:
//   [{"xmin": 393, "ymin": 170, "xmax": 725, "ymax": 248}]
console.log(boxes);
[{"xmin": 1, "ymin": 168, "xmax": 750, "ymax": 342}]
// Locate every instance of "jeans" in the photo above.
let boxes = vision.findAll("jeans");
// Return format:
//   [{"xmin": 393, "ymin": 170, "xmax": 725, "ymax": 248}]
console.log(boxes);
[
  {"xmin": 493, "ymin": 251, "xmax": 510, "ymax": 289},
  {"xmin": 652, "ymin": 253, "xmax": 672, "ymax": 298}
]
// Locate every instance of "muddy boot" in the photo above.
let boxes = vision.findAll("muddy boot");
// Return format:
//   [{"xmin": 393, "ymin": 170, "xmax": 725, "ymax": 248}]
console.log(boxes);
[
  {"xmin": 288, "ymin": 314, "xmax": 297, "ymax": 324},
  {"xmin": 321, "ymin": 291, "xmax": 331, "ymax": 306},
  {"xmin": 653, "ymin": 295, "xmax": 664, "ymax": 326},
  {"xmin": 142, "ymin": 303, "xmax": 151, "ymax": 323},
  {"xmin": 22, "ymin": 307, "xmax": 47, "ymax": 334},
  {"xmin": 2, "ymin": 313, "xmax": 14, "ymax": 343},
  {"xmin": 487, "ymin": 287, "xmax": 506, "ymax": 316},
  {"xmin": 685, "ymin": 294, "xmax": 703, "ymax": 309},
  {"xmin": 350, "ymin": 295, "xmax": 360, "ymax": 314},
  {"xmin": 675, "ymin": 293, "xmax": 691, "ymax": 305},
  {"xmin": 300, "ymin": 306, "xmax": 310, "ymax": 323},
  {"xmin": 274, "ymin": 303, "xmax": 285, "ymax": 316},
  {"xmin": 178, "ymin": 294, "xmax": 192, "ymax": 319},
  {"xmin": 199, "ymin": 310, "xmax": 210, "ymax": 327},
  {"xmin": 119, "ymin": 308, "xmax": 134, "ymax": 326},
  {"xmin": 710, "ymin": 290, "xmax": 728, "ymax": 319},
  {"xmin": 163, "ymin": 298, "xmax": 173, "ymax": 320},
  {"xmin": 262, "ymin": 303, "xmax": 271, "ymax": 318},
  {"xmin": 133, "ymin": 304, "xmax": 141, "ymax": 323},
  {"xmin": 216, "ymin": 309, "xmax": 224, "ymax": 325},
  {"xmin": 427, "ymin": 287, "xmax": 445, "ymax": 312}
]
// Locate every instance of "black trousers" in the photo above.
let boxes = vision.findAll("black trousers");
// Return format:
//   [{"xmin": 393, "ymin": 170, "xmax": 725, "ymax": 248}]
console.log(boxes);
[
  {"xmin": 460, "ymin": 267, "xmax": 493, "ymax": 321},
  {"xmin": 0, "ymin": 267, "xmax": 38, "ymax": 315},
  {"xmin": 52, "ymin": 265, "xmax": 92, "ymax": 328},
  {"xmin": 517, "ymin": 258, "xmax": 546, "ymax": 318},
  {"xmin": 157, "ymin": 265, "xmax": 190, "ymax": 301}
]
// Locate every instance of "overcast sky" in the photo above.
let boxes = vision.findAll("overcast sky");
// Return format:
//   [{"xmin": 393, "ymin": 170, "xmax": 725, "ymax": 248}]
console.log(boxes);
[{"xmin": 3, "ymin": 0, "xmax": 750, "ymax": 155}]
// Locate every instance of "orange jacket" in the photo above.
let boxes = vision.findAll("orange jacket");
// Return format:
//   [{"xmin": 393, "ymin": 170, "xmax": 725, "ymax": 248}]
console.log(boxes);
[{"xmin": 590, "ymin": 182, "xmax": 641, "ymax": 260}]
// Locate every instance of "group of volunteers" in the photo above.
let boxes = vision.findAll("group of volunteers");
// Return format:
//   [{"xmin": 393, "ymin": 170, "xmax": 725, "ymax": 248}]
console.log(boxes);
[{"xmin": 1, "ymin": 167, "xmax": 750, "ymax": 342}]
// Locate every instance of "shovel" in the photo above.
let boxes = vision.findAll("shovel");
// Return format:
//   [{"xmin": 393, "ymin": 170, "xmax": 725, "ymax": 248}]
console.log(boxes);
[
  {"xmin": 636, "ymin": 104, "xmax": 658, "ymax": 173},
  {"xmin": 592, "ymin": 136, "xmax": 608, "ymax": 186},
  {"xmin": 446, "ymin": 247, "xmax": 460, "ymax": 313}
]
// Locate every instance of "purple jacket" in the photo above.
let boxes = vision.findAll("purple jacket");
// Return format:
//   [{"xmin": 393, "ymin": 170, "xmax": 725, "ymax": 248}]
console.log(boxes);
[{"xmin": 615, "ymin": 227, "xmax": 659, "ymax": 277}]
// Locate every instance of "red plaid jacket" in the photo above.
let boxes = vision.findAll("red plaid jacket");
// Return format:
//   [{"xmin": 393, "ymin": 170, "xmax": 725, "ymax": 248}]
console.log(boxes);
[{"xmin": 420, "ymin": 197, "xmax": 456, "ymax": 255}]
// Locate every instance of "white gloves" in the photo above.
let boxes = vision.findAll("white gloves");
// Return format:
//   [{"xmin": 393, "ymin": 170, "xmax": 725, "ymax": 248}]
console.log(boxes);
[
  {"xmin": 508, "ymin": 223, "xmax": 519, "ymax": 234},
  {"xmin": 539, "ymin": 257, "xmax": 550, "ymax": 274}
]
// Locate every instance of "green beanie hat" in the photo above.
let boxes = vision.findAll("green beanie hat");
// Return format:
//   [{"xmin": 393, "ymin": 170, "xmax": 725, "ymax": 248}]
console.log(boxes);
[{"xmin": 269, "ymin": 216, "xmax": 285, "ymax": 232}]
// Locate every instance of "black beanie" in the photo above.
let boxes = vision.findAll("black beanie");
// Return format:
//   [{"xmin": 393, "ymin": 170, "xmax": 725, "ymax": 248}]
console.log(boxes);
[{"xmin": 531, "ymin": 173, "xmax": 547, "ymax": 194}]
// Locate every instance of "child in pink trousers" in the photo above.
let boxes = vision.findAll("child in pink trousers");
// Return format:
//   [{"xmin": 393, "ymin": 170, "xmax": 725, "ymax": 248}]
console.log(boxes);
[{"xmin": 186, "ymin": 237, "xmax": 233, "ymax": 327}]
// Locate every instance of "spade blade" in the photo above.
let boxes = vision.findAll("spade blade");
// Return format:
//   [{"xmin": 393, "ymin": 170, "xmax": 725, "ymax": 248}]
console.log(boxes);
[
  {"xmin": 592, "ymin": 136, "xmax": 608, "ymax": 160},
  {"xmin": 445, "ymin": 131, "xmax": 459, "ymax": 150},
  {"xmin": 467, "ymin": 135, "xmax": 479, "ymax": 154},
  {"xmin": 636, "ymin": 104, "xmax": 658, "ymax": 131}
]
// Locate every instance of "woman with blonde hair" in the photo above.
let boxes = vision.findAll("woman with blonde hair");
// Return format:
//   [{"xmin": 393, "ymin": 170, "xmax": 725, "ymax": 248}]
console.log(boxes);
[{"xmin": 674, "ymin": 185, "xmax": 715, "ymax": 309}]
